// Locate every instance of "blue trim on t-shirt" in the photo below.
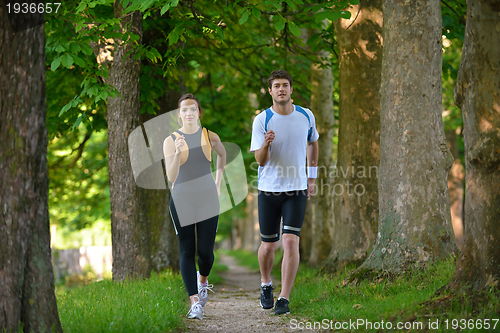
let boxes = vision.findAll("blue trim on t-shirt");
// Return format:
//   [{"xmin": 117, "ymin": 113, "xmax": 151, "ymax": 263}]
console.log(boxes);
[
  {"xmin": 258, "ymin": 165, "xmax": 261, "ymax": 187},
  {"xmin": 294, "ymin": 105, "xmax": 313, "ymax": 141},
  {"xmin": 264, "ymin": 105, "xmax": 312, "ymax": 141},
  {"xmin": 264, "ymin": 108, "xmax": 274, "ymax": 132}
]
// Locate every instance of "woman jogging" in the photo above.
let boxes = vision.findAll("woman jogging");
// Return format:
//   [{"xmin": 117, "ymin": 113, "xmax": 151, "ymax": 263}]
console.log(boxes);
[{"xmin": 163, "ymin": 93, "xmax": 226, "ymax": 319}]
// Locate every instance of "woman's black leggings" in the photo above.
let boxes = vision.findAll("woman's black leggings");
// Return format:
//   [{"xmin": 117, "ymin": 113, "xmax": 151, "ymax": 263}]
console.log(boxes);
[{"xmin": 169, "ymin": 195, "xmax": 218, "ymax": 296}]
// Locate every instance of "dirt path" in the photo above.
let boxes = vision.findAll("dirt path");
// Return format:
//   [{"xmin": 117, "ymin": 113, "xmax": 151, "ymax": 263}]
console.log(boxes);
[{"xmin": 184, "ymin": 254, "xmax": 316, "ymax": 332}]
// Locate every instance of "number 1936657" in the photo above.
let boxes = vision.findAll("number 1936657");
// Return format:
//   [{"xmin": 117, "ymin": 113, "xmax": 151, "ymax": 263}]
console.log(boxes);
[{"xmin": 6, "ymin": 2, "xmax": 61, "ymax": 14}]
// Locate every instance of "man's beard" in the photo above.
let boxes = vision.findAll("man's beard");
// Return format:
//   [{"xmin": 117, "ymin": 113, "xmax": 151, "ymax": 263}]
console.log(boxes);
[{"xmin": 274, "ymin": 96, "xmax": 290, "ymax": 105}]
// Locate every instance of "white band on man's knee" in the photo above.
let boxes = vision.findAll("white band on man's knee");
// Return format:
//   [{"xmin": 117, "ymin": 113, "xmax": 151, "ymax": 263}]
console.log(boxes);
[
  {"xmin": 261, "ymin": 233, "xmax": 279, "ymax": 239},
  {"xmin": 307, "ymin": 166, "xmax": 318, "ymax": 178},
  {"xmin": 283, "ymin": 225, "xmax": 301, "ymax": 232}
]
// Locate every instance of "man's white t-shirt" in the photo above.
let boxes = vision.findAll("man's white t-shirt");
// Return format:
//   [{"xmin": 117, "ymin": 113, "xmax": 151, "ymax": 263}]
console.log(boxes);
[{"xmin": 250, "ymin": 105, "xmax": 319, "ymax": 192}]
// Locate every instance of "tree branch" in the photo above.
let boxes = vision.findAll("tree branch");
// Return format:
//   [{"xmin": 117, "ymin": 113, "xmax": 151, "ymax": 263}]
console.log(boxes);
[
  {"xmin": 50, "ymin": 132, "xmax": 92, "ymax": 170},
  {"xmin": 345, "ymin": 3, "xmax": 362, "ymax": 30},
  {"xmin": 69, "ymin": 132, "xmax": 92, "ymax": 169},
  {"xmin": 441, "ymin": 0, "xmax": 466, "ymax": 26}
]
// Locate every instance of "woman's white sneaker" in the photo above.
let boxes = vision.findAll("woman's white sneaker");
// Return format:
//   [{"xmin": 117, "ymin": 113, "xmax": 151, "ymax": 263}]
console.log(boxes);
[
  {"xmin": 187, "ymin": 299, "xmax": 203, "ymax": 319},
  {"xmin": 197, "ymin": 271, "xmax": 214, "ymax": 307}
]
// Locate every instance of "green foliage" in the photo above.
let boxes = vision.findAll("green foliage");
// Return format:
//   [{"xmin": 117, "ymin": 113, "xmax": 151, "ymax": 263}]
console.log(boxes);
[
  {"xmin": 442, "ymin": 36, "xmax": 463, "ymax": 137},
  {"xmin": 56, "ymin": 271, "xmax": 187, "ymax": 332},
  {"xmin": 44, "ymin": 0, "xmax": 465, "ymax": 244},
  {"xmin": 46, "ymin": 16, "xmax": 112, "ymax": 244},
  {"xmin": 441, "ymin": 0, "xmax": 465, "ymax": 165},
  {"xmin": 44, "ymin": 2, "xmax": 113, "ymax": 133},
  {"xmin": 45, "ymin": 0, "xmax": 358, "ymax": 130},
  {"xmin": 48, "ymin": 128, "xmax": 110, "ymax": 235},
  {"xmin": 52, "ymin": 219, "xmax": 111, "ymax": 249},
  {"xmin": 45, "ymin": 0, "xmax": 150, "ymax": 124},
  {"xmin": 441, "ymin": 0, "xmax": 466, "ymax": 42},
  {"xmin": 140, "ymin": 0, "xmax": 346, "ymax": 238}
]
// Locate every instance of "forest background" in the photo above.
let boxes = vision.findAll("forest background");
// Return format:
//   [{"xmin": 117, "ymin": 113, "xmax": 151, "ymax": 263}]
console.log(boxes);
[
  {"xmin": 45, "ymin": 0, "xmax": 464, "ymax": 252},
  {"xmin": 43, "ymin": 0, "xmax": 473, "ymax": 289}
]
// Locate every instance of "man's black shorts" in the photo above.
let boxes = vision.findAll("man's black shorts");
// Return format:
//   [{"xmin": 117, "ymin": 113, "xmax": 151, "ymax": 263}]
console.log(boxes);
[{"xmin": 258, "ymin": 190, "xmax": 307, "ymax": 242}]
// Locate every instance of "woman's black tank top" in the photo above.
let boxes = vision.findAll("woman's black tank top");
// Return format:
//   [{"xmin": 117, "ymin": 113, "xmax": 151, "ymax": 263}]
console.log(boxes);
[{"xmin": 170, "ymin": 127, "xmax": 215, "ymax": 192}]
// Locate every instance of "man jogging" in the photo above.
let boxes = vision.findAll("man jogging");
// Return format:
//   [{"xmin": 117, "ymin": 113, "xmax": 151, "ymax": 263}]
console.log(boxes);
[{"xmin": 250, "ymin": 70, "xmax": 319, "ymax": 315}]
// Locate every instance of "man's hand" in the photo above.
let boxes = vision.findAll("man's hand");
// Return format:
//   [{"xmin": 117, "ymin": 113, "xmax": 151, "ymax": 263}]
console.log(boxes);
[
  {"xmin": 264, "ymin": 130, "xmax": 275, "ymax": 147},
  {"xmin": 255, "ymin": 130, "xmax": 275, "ymax": 166},
  {"xmin": 307, "ymin": 178, "xmax": 316, "ymax": 198}
]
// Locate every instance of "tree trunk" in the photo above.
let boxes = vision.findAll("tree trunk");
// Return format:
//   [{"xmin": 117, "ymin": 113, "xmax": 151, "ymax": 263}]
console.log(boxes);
[
  {"xmin": 141, "ymin": 90, "xmax": 180, "ymax": 272},
  {"xmin": 241, "ymin": 192, "xmax": 257, "ymax": 251},
  {"xmin": 0, "ymin": 10, "xmax": 63, "ymax": 332},
  {"xmin": 323, "ymin": 0, "xmax": 383, "ymax": 272},
  {"xmin": 446, "ymin": 129, "xmax": 464, "ymax": 250},
  {"xmin": 144, "ymin": 188, "xmax": 179, "ymax": 272},
  {"xmin": 307, "ymin": 35, "xmax": 335, "ymax": 267},
  {"xmin": 299, "ymin": 199, "xmax": 313, "ymax": 262},
  {"xmin": 238, "ymin": 95, "xmax": 261, "ymax": 253},
  {"xmin": 354, "ymin": 0, "xmax": 458, "ymax": 274},
  {"xmin": 107, "ymin": 3, "xmax": 151, "ymax": 280},
  {"xmin": 448, "ymin": 0, "xmax": 500, "ymax": 292}
]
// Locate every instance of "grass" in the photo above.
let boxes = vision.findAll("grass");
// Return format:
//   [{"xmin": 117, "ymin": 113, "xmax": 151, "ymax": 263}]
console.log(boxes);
[
  {"xmin": 56, "ymin": 251, "xmax": 229, "ymax": 333},
  {"xmin": 290, "ymin": 256, "xmax": 500, "ymax": 332},
  {"xmin": 56, "ymin": 271, "xmax": 187, "ymax": 332},
  {"xmin": 225, "ymin": 249, "xmax": 500, "ymax": 332},
  {"xmin": 208, "ymin": 250, "xmax": 228, "ymax": 285},
  {"xmin": 55, "ymin": 248, "xmax": 499, "ymax": 332},
  {"xmin": 222, "ymin": 248, "xmax": 283, "ymax": 274}
]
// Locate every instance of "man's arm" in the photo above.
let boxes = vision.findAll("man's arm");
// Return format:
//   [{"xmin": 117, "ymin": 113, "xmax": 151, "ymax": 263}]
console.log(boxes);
[
  {"xmin": 254, "ymin": 130, "xmax": 275, "ymax": 166},
  {"xmin": 306, "ymin": 140, "xmax": 319, "ymax": 198}
]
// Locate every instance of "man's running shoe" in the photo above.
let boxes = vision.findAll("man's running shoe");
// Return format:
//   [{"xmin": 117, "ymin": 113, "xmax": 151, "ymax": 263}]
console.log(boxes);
[
  {"xmin": 260, "ymin": 284, "xmax": 274, "ymax": 309},
  {"xmin": 274, "ymin": 297, "xmax": 290, "ymax": 315},
  {"xmin": 187, "ymin": 298, "xmax": 203, "ymax": 319},
  {"xmin": 197, "ymin": 271, "xmax": 214, "ymax": 307}
]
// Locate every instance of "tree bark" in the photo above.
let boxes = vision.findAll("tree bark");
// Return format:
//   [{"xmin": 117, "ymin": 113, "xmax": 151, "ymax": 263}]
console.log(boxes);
[
  {"xmin": 323, "ymin": 0, "xmax": 383, "ymax": 271},
  {"xmin": 240, "ymin": 192, "xmax": 258, "ymax": 251},
  {"xmin": 141, "ymin": 90, "xmax": 180, "ymax": 272},
  {"xmin": 446, "ymin": 129, "xmax": 464, "ymax": 250},
  {"xmin": 448, "ymin": 0, "xmax": 500, "ymax": 292},
  {"xmin": 0, "ymin": 9, "xmax": 63, "ymax": 332},
  {"xmin": 251, "ymin": 188, "xmax": 261, "ymax": 252},
  {"xmin": 353, "ymin": 0, "xmax": 458, "ymax": 274},
  {"xmin": 107, "ymin": 3, "xmax": 151, "ymax": 280},
  {"xmin": 299, "ymin": 199, "xmax": 313, "ymax": 262},
  {"xmin": 238, "ymin": 95, "xmax": 262, "ymax": 253},
  {"xmin": 307, "ymin": 34, "xmax": 335, "ymax": 267}
]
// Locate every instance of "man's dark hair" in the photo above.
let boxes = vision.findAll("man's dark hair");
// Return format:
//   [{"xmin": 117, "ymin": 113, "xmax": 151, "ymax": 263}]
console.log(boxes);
[{"xmin": 267, "ymin": 70, "xmax": 293, "ymax": 89}]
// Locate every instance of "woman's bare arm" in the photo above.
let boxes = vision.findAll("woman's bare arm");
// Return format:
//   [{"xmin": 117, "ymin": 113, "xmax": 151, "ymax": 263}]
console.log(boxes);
[{"xmin": 209, "ymin": 131, "xmax": 226, "ymax": 196}]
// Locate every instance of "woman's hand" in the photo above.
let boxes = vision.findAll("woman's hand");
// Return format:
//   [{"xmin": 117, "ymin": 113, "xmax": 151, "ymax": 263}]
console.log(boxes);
[
  {"xmin": 174, "ymin": 135, "xmax": 185, "ymax": 155},
  {"xmin": 216, "ymin": 184, "xmax": 221, "ymax": 197}
]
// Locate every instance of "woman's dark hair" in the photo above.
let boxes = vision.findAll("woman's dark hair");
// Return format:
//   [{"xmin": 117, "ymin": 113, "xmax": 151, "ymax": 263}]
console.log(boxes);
[
  {"xmin": 267, "ymin": 70, "xmax": 293, "ymax": 89},
  {"xmin": 178, "ymin": 93, "xmax": 203, "ymax": 118}
]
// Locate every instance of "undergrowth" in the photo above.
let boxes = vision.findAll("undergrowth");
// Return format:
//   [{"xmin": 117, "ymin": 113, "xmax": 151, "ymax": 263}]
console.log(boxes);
[{"xmin": 227, "ymin": 250, "xmax": 500, "ymax": 332}]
